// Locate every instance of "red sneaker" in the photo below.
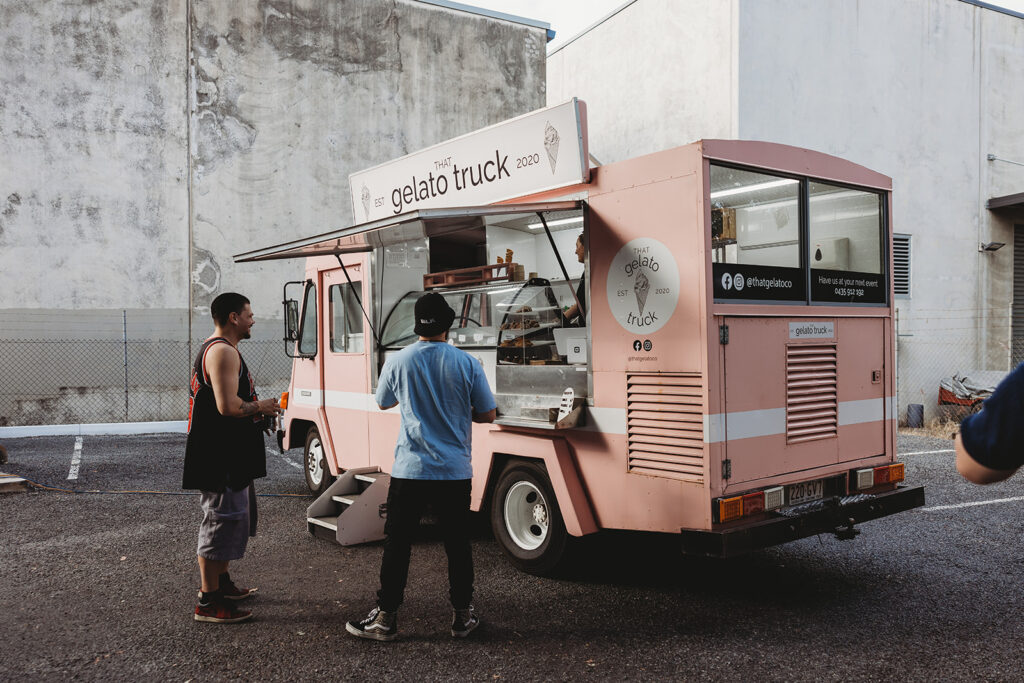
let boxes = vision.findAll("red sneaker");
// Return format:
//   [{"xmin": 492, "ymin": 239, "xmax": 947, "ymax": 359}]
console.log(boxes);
[
  {"xmin": 196, "ymin": 577, "xmax": 257, "ymax": 602},
  {"xmin": 194, "ymin": 600, "xmax": 252, "ymax": 624},
  {"xmin": 219, "ymin": 576, "xmax": 257, "ymax": 601}
]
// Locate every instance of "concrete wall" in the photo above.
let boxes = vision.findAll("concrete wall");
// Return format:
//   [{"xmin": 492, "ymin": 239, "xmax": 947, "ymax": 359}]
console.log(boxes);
[
  {"xmin": 546, "ymin": 0, "xmax": 737, "ymax": 164},
  {"xmin": 0, "ymin": 0, "xmax": 547, "ymax": 425},
  {"xmin": 979, "ymin": 7, "xmax": 1024, "ymax": 377},
  {"xmin": 546, "ymin": 0, "xmax": 1024, "ymax": 423},
  {"xmin": 190, "ymin": 0, "xmax": 548, "ymax": 338},
  {"xmin": 0, "ymin": 1, "xmax": 190, "ymax": 313},
  {"xmin": 737, "ymin": 0, "xmax": 999, "ymax": 420}
]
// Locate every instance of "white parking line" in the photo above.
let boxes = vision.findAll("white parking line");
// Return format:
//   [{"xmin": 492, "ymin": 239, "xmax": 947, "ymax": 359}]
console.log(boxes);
[
  {"xmin": 270, "ymin": 446, "xmax": 303, "ymax": 471},
  {"xmin": 67, "ymin": 437, "xmax": 83, "ymax": 480},
  {"xmin": 922, "ymin": 495, "xmax": 1024, "ymax": 512},
  {"xmin": 902, "ymin": 449, "xmax": 954, "ymax": 456}
]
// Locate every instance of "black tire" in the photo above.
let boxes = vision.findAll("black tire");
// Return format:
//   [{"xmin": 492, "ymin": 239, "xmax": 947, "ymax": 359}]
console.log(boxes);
[
  {"xmin": 303, "ymin": 427, "xmax": 331, "ymax": 494},
  {"xmin": 490, "ymin": 460, "xmax": 569, "ymax": 576}
]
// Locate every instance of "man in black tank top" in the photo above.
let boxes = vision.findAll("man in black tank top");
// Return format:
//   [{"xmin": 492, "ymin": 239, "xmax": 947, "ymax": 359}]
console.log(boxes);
[{"xmin": 183, "ymin": 292, "xmax": 281, "ymax": 624}]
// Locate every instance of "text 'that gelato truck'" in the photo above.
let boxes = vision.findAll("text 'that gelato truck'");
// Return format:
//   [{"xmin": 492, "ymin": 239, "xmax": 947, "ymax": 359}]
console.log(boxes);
[{"xmin": 236, "ymin": 99, "xmax": 924, "ymax": 575}]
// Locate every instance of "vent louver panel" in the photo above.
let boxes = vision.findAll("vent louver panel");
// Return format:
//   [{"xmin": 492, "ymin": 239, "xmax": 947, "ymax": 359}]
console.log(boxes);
[
  {"xmin": 786, "ymin": 344, "xmax": 838, "ymax": 443},
  {"xmin": 627, "ymin": 373, "xmax": 705, "ymax": 482},
  {"xmin": 893, "ymin": 234, "xmax": 911, "ymax": 297}
]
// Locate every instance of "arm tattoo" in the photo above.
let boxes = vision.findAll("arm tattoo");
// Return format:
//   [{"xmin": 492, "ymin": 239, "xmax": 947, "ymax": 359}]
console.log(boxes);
[{"xmin": 239, "ymin": 401, "xmax": 259, "ymax": 416}]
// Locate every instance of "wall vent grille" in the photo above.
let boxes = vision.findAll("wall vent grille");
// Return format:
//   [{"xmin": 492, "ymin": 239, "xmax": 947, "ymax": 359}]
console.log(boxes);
[
  {"xmin": 893, "ymin": 234, "xmax": 911, "ymax": 297},
  {"xmin": 626, "ymin": 373, "xmax": 704, "ymax": 482}
]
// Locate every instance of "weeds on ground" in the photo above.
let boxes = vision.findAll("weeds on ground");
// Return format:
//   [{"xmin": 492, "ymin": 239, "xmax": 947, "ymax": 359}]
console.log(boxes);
[{"xmin": 898, "ymin": 417, "xmax": 961, "ymax": 441}]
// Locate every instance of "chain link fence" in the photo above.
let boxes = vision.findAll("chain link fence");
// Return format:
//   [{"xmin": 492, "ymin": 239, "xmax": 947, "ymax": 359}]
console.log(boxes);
[
  {"xmin": 896, "ymin": 310, "xmax": 1013, "ymax": 429},
  {"xmin": 0, "ymin": 317, "xmax": 1013, "ymax": 430},
  {"xmin": 0, "ymin": 338, "xmax": 292, "ymax": 426}
]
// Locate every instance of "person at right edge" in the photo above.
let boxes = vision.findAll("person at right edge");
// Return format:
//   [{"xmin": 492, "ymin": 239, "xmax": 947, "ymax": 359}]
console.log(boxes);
[
  {"xmin": 346, "ymin": 292, "xmax": 496, "ymax": 642},
  {"xmin": 955, "ymin": 365, "xmax": 1024, "ymax": 484},
  {"xmin": 562, "ymin": 232, "xmax": 587, "ymax": 326},
  {"xmin": 183, "ymin": 292, "xmax": 281, "ymax": 624}
]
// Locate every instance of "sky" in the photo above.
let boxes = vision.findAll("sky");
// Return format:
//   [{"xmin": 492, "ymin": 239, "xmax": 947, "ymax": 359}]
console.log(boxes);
[
  {"xmin": 462, "ymin": 0, "xmax": 628, "ymax": 50},
  {"xmin": 465, "ymin": 0, "xmax": 1024, "ymax": 52}
]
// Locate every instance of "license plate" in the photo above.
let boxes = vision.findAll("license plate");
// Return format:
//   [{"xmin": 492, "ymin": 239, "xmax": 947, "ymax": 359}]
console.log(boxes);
[{"xmin": 787, "ymin": 479, "xmax": 824, "ymax": 505}]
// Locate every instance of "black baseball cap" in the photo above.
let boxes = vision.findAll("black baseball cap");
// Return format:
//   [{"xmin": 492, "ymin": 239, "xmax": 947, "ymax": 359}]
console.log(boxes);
[{"xmin": 414, "ymin": 292, "xmax": 456, "ymax": 337}]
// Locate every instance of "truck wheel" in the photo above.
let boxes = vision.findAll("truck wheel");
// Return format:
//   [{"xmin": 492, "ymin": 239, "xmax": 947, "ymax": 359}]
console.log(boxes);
[
  {"xmin": 304, "ymin": 428, "xmax": 331, "ymax": 494},
  {"xmin": 491, "ymin": 460, "xmax": 569, "ymax": 576}
]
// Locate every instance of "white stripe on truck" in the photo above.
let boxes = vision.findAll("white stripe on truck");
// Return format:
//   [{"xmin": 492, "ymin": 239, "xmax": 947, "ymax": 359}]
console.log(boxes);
[{"xmin": 291, "ymin": 389, "xmax": 893, "ymax": 443}]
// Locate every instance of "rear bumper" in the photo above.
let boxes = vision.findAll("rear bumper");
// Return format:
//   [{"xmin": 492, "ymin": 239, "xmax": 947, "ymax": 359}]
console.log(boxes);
[{"xmin": 680, "ymin": 485, "xmax": 925, "ymax": 558}]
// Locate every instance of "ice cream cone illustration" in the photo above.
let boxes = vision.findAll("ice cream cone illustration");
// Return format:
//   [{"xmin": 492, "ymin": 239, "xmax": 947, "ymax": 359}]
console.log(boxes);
[
  {"xmin": 634, "ymin": 271, "xmax": 650, "ymax": 315},
  {"xmin": 543, "ymin": 121, "xmax": 560, "ymax": 173},
  {"xmin": 360, "ymin": 184, "xmax": 371, "ymax": 220}
]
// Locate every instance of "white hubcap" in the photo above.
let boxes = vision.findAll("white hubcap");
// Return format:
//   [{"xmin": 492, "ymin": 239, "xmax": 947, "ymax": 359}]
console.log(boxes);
[
  {"xmin": 307, "ymin": 438, "xmax": 324, "ymax": 485},
  {"xmin": 504, "ymin": 480, "xmax": 549, "ymax": 551}
]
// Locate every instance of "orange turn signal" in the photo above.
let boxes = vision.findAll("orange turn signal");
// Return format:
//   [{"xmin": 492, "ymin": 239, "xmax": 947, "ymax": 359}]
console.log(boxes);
[
  {"xmin": 718, "ymin": 496, "xmax": 743, "ymax": 523},
  {"xmin": 888, "ymin": 462, "xmax": 905, "ymax": 483},
  {"xmin": 279, "ymin": 391, "xmax": 289, "ymax": 410}
]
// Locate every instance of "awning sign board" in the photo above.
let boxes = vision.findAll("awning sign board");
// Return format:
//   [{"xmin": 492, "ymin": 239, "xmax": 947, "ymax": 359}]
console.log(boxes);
[{"xmin": 349, "ymin": 99, "xmax": 588, "ymax": 223}]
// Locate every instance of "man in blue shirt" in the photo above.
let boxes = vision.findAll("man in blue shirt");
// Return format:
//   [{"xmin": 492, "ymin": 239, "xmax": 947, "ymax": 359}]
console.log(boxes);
[
  {"xmin": 955, "ymin": 366, "xmax": 1024, "ymax": 484},
  {"xmin": 347, "ymin": 292, "xmax": 496, "ymax": 642}
]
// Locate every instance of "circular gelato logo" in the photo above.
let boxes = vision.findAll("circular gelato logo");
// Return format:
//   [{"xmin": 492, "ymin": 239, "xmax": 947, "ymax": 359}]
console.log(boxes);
[{"xmin": 606, "ymin": 238, "xmax": 680, "ymax": 335}]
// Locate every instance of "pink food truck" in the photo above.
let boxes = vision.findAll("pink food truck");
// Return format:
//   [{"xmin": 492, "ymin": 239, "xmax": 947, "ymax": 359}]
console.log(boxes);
[{"xmin": 236, "ymin": 99, "xmax": 924, "ymax": 574}]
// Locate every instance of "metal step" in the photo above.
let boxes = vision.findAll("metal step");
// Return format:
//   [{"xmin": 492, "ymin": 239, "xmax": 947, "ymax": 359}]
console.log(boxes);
[
  {"xmin": 331, "ymin": 493, "xmax": 360, "ymax": 506},
  {"xmin": 308, "ymin": 515, "xmax": 339, "ymax": 531},
  {"xmin": 0, "ymin": 474, "xmax": 28, "ymax": 493},
  {"xmin": 306, "ymin": 467, "xmax": 391, "ymax": 546}
]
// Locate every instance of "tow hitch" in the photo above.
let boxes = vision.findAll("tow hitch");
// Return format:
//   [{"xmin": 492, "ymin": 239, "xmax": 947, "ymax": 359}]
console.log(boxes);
[{"xmin": 833, "ymin": 518, "xmax": 861, "ymax": 541}]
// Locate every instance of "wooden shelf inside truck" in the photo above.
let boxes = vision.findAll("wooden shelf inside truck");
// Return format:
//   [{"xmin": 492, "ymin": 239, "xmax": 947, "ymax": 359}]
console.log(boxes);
[{"xmin": 423, "ymin": 263, "xmax": 517, "ymax": 289}]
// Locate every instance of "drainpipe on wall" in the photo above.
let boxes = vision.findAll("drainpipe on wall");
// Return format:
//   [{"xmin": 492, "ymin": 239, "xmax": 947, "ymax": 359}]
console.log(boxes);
[{"xmin": 186, "ymin": 0, "xmax": 194, "ymax": 371}]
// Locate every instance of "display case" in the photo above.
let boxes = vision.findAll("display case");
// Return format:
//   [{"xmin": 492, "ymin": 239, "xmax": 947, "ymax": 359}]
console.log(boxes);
[
  {"xmin": 378, "ymin": 279, "xmax": 588, "ymax": 429},
  {"xmin": 496, "ymin": 279, "xmax": 564, "ymax": 365}
]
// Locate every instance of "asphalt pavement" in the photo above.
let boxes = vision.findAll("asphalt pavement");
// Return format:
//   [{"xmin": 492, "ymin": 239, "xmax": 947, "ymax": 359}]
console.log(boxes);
[{"xmin": 2, "ymin": 431, "xmax": 1023, "ymax": 681}]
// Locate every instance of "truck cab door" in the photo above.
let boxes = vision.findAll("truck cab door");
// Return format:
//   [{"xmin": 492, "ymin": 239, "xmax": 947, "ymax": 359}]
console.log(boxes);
[{"xmin": 321, "ymin": 259, "xmax": 372, "ymax": 469}]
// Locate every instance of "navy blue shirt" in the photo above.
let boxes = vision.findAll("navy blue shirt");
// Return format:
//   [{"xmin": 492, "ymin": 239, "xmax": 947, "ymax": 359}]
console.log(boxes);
[{"xmin": 960, "ymin": 364, "xmax": 1024, "ymax": 471}]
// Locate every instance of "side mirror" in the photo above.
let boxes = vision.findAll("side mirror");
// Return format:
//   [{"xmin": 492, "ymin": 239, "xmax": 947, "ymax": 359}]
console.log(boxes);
[
  {"xmin": 282, "ymin": 280, "xmax": 309, "ymax": 358},
  {"xmin": 284, "ymin": 299, "xmax": 300, "ymax": 341}
]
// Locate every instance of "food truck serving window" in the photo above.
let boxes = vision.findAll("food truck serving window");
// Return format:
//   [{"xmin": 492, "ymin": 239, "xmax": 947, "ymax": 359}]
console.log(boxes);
[{"xmin": 710, "ymin": 163, "xmax": 887, "ymax": 306}]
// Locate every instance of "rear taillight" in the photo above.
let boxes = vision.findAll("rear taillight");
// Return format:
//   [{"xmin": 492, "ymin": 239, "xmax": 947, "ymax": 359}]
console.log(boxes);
[
  {"xmin": 855, "ymin": 463, "xmax": 904, "ymax": 490},
  {"xmin": 763, "ymin": 486, "xmax": 784, "ymax": 511},
  {"xmin": 874, "ymin": 462, "xmax": 904, "ymax": 485},
  {"xmin": 716, "ymin": 486, "xmax": 782, "ymax": 522},
  {"xmin": 742, "ymin": 491, "xmax": 765, "ymax": 515}
]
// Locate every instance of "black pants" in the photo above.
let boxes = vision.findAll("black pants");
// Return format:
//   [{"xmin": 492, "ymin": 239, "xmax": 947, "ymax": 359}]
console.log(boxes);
[{"xmin": 377, "ymin": 478, "xmax": 473, "ymax": 612}]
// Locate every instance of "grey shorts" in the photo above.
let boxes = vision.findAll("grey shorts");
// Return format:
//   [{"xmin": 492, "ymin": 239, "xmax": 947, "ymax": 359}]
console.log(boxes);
[{"xmin": 197, "ymin": 485, "xmax": 257, "ymax": 561}]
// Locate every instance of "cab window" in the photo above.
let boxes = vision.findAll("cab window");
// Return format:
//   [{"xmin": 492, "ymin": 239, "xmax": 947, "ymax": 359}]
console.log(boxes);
[{"xmin": 298, "ymin": 283, "xmax": 318, "ymax": 356}]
